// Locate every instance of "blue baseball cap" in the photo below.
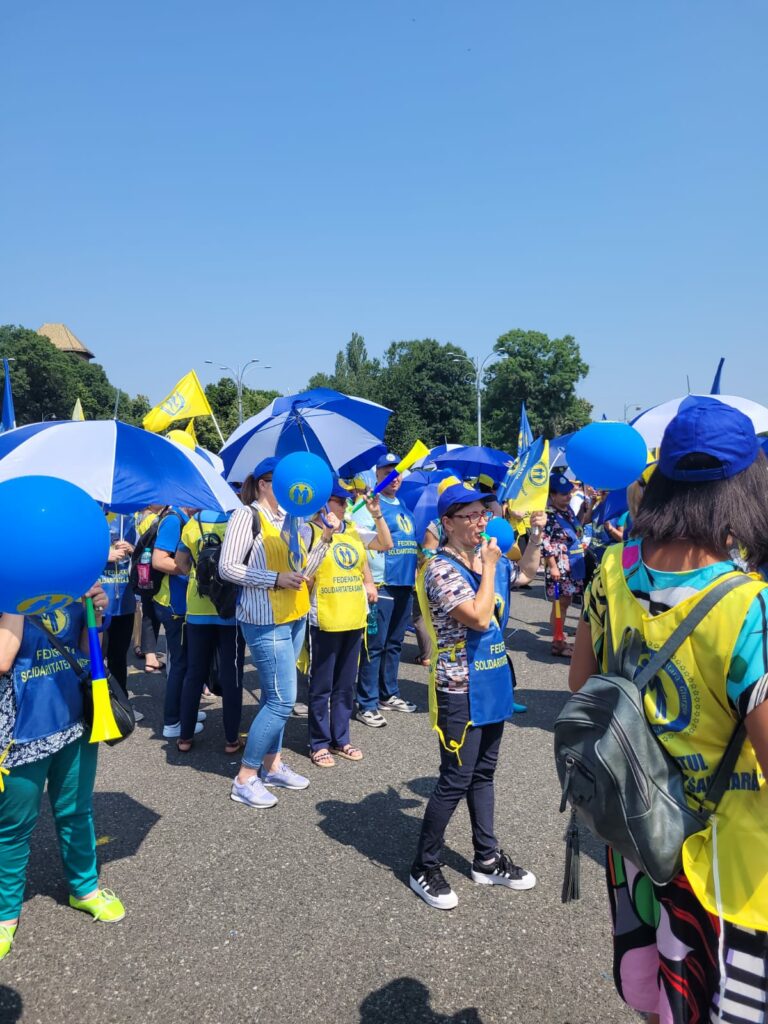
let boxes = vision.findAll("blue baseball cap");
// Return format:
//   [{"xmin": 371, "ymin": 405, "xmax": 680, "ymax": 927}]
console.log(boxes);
[
  {"xmin": 328, "ymin": 476, "xmax": 352, "ymax": 500},
  {"xmin": 659, "ymin": 397, "xmax": 759, "ymax": 482},
  {"xmin": 375, "ymin": 453, "xmax": 400, "ymax": 470},
  {"xmin": 252, "ymin": 456, "xmax": 280, "ymax": 480},
  {"xmin": 437, "ymin": 477, "xmax": 487, "ymax": 518},
  {"xmin": 549, "ymin": 472, "xmax": 573, "ymax": 495}
]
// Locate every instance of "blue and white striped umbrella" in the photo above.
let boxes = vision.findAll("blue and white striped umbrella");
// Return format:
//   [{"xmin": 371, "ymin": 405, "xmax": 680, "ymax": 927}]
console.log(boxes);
[
  {"xmin": 0, "ymin": 420, "xmax": 241, "ymax": 513},
  {"xmin": 631, "ymin": 394, "xmax": 768, "ymax": 449},
  {"xmin": 220, "ymin": 388, "xmax": 391, "ymax": 482}
]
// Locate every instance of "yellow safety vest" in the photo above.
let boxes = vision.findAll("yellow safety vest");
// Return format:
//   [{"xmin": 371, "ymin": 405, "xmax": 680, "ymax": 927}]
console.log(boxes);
[
  {"xmin": 260, "ymin": 516, "xmax": 310, "ymax": 625},
  {"xmin": 310, "ymin": 523, "xmax": 367, "ymax": 632},
  {"xmin": 180, "ymin": 516, "xmax": 226, "ymax": 619},
  {"xmin": 599, "ymin": 545, "xmax": 768, "ymax": 929}
]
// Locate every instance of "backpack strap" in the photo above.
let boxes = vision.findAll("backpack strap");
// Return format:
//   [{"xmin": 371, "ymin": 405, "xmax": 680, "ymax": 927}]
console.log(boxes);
[{"xmin": 607, "ymin": 571, "xmax": 754, "ymax": 812}]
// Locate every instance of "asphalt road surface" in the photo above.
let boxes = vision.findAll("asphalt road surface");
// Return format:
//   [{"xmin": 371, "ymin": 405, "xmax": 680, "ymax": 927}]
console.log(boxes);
[{"xmin": 0, "ymin": 582, "xmax": 639, "ymax": 1024}]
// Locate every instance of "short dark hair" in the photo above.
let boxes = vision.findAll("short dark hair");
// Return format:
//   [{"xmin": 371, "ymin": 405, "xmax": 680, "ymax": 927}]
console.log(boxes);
[{"xmin": 632, "ymin": 451, "xmax": 768, "ymax": 566}]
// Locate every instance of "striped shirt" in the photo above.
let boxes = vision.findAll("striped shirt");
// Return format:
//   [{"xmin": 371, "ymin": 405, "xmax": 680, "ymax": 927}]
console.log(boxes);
[{"xmin": 219, "ymin": 501, "xmax": 330, "ymax": 626}]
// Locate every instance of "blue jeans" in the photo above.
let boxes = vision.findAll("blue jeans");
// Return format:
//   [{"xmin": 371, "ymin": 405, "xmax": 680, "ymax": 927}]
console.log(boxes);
[
  {"xmin": 155, "ymin": 603, "xmax": 187, "ymax": 727},
  {"xmin": 239, "ymin": 618, "xmax": 306, "ymax": 770},
  {"xmin": 356, "ymin": 585, "xmax": 412, "ymax": 712}
]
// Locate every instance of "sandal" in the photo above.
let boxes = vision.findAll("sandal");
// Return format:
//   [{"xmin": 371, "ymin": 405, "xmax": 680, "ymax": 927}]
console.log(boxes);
[
  {"xmin": 134, "ymin": 645, "xmax": 145, "ymax": 659},
  {"xmin": 330, "ymin": 744, "xmax": 363, "ymax": 762},
  {"xmin": 414, "ymin": 655, "xmax": 431, "ymax": 668},
  {"xmin": 310, "ymin": 749, "xmax": 336, "ymax": 768},
  {"xmin": 176, "ymin": 739, "xmax": 194, "ymax": 753},
  {"xmin": 224, "ymin": 739, "xmax": 243, "ymax": 755},
  {"xmin": 145, "ymin": 662, "xmax": 166, "ymax": 674},
  {"xmin": 551, "ymin": 642, "xmax": 574, "ymax": 658}
]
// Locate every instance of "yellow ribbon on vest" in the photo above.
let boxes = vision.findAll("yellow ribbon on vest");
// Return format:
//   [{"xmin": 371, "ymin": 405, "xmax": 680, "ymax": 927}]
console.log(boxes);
[{"xmin": 599, "ymin": 545, "xmax": 768, "ymax": 929}]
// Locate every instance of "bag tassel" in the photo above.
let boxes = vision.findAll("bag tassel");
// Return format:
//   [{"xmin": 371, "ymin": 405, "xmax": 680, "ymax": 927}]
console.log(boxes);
[{"xmin": 561, "ymin": 808, "xmax": 581, "ymax": 903}]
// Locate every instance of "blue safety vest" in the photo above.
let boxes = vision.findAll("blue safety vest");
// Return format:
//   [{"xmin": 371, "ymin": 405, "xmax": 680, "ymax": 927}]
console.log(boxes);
[
  {"xmin": 380, "ymin": 497, "xmax": 419, "ymax": 587},
  {"xmin": 12, "ymin": 606, "xmax": 87, "ymax": 743},
  {"xmin": 554, "ymin": 512, "xmax": 586, "ymax": 580},
  {"xmin": 436, "ymin": 553, "xmax": 514, "ymax": 727}
]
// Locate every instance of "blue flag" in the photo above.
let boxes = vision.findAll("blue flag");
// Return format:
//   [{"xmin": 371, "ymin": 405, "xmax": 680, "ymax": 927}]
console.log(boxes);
[
  {"xmin": 1, "ymin": 359, "xmax": 15, "ymax": 433},
  {"xmin": 710, "ymin": 357, "xmax": 724, "ymax": 395},
  {"xmin": 517, "ymin": 402, "xmax": 534, "ymax": 455}
]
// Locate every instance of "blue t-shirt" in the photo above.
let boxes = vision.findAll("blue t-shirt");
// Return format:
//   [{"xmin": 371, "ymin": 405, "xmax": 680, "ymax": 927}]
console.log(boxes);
[
  {"xmin": 154, "ymin": 508, "xmax": 189, "ymax": 615},
  {"xmin": 99, "ymin": 515, "xmax": 137, "ymax": 618}
]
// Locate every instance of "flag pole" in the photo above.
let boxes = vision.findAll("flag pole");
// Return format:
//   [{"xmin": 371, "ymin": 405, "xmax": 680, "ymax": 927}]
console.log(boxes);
[{"xmin": 210, "ymin": 412, "xmax": 225, "ymax": 445}]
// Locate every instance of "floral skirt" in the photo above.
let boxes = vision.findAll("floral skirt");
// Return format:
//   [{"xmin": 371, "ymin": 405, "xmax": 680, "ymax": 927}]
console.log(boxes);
[{"xmin": 606, "ymin": 848, "xmax": 767, "ymax": 1023}]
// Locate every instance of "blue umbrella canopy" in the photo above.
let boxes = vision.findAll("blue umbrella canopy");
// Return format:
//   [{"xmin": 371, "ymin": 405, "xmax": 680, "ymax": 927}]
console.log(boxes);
[
  {"xmin": 220, "ymin": 388, "xmax": 391, "ymax": 481},
  {"xmin": 398, "ymin": 468, "xmax": 453, "ymax": 511},
  {"xmin": 432, "ymin": 445, "xmax": 515, "ymax": 484},
  {"xmin": 0, "ymin": 420, "xmax": 240, "ymax": 513}
]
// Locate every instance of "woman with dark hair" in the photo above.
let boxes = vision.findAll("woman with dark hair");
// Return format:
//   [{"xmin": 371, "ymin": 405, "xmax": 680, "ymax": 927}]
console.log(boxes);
[
  {"xmin": 542, "ymin": 472, "xmax": 586, "ymax": 657},
  {"xmin": 569, "ymin": 397, "xmax": 768, "ymax": 1024},
  {"xmin": 408, "ymin": 477, "xmax": 545, "ymax": 910}
]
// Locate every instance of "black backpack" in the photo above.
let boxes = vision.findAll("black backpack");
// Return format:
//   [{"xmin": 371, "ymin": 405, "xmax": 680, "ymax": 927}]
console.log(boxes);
[
  {"xmin": 194, "ymin": 508, "xmax": 261, "ymax": 620},
  {"xmin": 129, "ymin": 508, "xmax": 179, "ymax": 596}
]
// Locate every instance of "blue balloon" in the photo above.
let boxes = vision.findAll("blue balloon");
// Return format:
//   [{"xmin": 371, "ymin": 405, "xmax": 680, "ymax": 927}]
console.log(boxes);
[
  {"xmin": 566, "ymin": 422, "xmax": 648, "ymax": 492},
  {"xmin": 484, "ymin": 516, "xmax": 516, "ymax": 554},
  {"xmin": 0, "ymin": 476, "xmax": 110, "ymax": 615},
  {"xmin": 272, "ymin": 452, "xmax": 333, "ymax": 516}
]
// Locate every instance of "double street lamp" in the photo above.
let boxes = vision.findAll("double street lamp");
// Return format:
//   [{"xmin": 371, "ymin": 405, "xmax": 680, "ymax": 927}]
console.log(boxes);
[
  {"xmin": 623, "ymin": 402, "xmax": 642, "ymax": 422},
  {"xmin": 205, "ymin": 358, "xmax": 272, "ymax": 426},
  {"xmin": 451, "ymin": 350, "xmax": 497, "ymax": 446}
]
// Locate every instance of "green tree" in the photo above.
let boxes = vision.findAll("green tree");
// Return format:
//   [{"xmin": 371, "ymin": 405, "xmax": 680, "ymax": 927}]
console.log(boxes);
[
  {"xmin": 0, "ymin": 324, "xmax": 150, "ymax": 426},
  {"xmin": 192, "ymin": 378, "xmax": 281, "ymax": 451},
  {"xmin": 376, "ymin": 339, "xmax": 476, "ymax": 453},
  {"xmin": 483, "ymin": 329, "xmax": 591, "ymax": 450},
  {"xmin": 307, "ymin": 332, "xmax": 381, "ymax": 399}
]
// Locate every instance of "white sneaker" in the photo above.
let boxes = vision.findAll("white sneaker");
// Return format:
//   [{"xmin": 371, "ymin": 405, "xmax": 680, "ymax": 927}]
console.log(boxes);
[
  {"xmin": 378, "ymin": 696, "xmax": 417, "ymax": 714},
  {"xmin": 230, "ymin": 775, "xmax": 278, "ymax": 809},
  {"xmin": 409, "ymin": 865, "xmax": 458, "ymax": 910},
  {"xmin": 162, "ymin": 721, "xmax": 204, "ymax": 738},
  {"xmin": 197, "ymin": 711, "xmax": 206, "ymax": 722},
  {"xmin": 356, "ymin": 709, "xmax": 387, "ymax": 728}
]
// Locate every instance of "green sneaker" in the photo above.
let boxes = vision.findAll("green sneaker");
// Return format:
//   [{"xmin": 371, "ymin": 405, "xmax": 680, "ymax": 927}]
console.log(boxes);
[
  {"xmin": 69, "ymin": 888, "xmax": 125, "ymax": 923},
  {"xmin": 0, "ymin": 923, "xmax": 17, "ymax": 961}
]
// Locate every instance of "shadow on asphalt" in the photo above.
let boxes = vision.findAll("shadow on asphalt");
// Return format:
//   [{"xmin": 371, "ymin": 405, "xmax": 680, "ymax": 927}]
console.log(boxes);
[
  {"xmin": 0, "ymin": 986, "xmax": 22, "ymax": 1023},
  {"xmin": 507, "ymin": 689, "xmax": 571, "ymax": 733},
  {"xmin": 315, "ymin": 785, "xmax": 472, "ymax": 882},
  {"xmin": 25, "ymin": 792, "xmax": 161, "ymax": 902},
  {"xmin": 359, "ymin": 978, "xmax": 484, "ymax": 1023}
]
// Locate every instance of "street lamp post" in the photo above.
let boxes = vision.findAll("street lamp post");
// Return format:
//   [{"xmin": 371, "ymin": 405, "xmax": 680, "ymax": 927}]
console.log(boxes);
[
  {"xmin": 205, "ymin": 359, "xmax": 272, "ymax": 426},
  {"xmin": 451, "ymin": 350, "xmax": 496, "ymax": 446},
  {"xmin": 623, "ymin": 402, "xmax": 642, "ymax": 423}
]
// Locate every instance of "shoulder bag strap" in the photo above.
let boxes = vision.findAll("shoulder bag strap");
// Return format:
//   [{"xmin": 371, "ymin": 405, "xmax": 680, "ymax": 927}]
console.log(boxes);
[{"xmin": 27, "ymin": 618, "xmax": 89, "ymax": 680}]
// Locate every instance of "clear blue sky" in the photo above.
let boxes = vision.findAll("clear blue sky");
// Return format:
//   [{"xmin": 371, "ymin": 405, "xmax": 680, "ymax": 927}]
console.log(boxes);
[{"xmin": 2, "ymin": 1, "xmax": 766, "ymax": 421}]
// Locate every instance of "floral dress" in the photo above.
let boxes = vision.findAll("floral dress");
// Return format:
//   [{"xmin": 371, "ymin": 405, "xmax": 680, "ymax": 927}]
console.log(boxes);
[{"xmin": 541, "ymin": 504, "xmax": 585, "ymax": 600}]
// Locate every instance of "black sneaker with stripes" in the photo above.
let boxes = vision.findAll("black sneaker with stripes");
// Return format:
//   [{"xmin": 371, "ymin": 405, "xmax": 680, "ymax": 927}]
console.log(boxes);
[
  {"xmin": 409, "ymin": 864, "xmax": 459, "ymax": 910},
  {"xmin": 470, "ymin": 849, "xmax": 536, "ymax": 890}
]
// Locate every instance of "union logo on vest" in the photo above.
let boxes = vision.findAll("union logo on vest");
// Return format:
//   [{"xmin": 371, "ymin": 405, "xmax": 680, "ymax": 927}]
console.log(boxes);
[
  {"xmin": 635, "ymin": 649, "xmax": 694, "ymax": 734},
  {"xmin": 396, "ymin": 513, "xmax": 413, "ymax": 534},
  {"xmin": 333, "ymin": 543, "xmax": 359, "ymax": 570},
  {"xmin": 288, "ymin": 482, "xmax": 314, "ymax": 507}
]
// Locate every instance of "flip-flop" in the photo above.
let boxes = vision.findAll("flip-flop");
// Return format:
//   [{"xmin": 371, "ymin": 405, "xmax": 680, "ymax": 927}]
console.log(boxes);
[
  {"xmin": 134, "ymin": 646, "xmax": 145, "ymax": 659},
  {"xmin": 144, "ymin": 663, "xmax": 166, "ymax": 674}
]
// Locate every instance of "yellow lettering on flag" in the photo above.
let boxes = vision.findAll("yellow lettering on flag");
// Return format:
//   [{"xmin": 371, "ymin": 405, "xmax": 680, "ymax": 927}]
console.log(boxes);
[
  {"xmin": 71, "ymin": 398, "xmax": 85, "ymax": 421},
  {"xmin": 143, "ymin": 371, "xmax": 213, "ymax": 433}
]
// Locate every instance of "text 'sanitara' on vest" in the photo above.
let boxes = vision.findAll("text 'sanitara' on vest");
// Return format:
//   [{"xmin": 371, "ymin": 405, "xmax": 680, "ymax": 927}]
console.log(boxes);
[{"xmin": 379, "ymin": 499, "xmax": 419, "ymax": 587}]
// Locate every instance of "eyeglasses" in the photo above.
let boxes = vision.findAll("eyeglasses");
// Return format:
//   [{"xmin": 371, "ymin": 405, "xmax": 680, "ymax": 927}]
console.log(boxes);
[{"xmin": 451, "ymin": 509, "xmax": 493, "ymax": 524}]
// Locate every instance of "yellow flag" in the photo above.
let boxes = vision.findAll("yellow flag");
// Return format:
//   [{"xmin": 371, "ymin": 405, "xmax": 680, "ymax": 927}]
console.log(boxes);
[
  {"xmin": 143, "ymin": 371, "xmax": 212, "ymax": 433},
  {"xmin": 71, "ymin": 398, "xmax": 85, "ymax": 421},
  {"xmin": 185, "ymin": 418, "xmax": 198, "ymax": 445},
  {"xmin": 505, "ymin": 440, "xmax": 550, "ymax": 521}
]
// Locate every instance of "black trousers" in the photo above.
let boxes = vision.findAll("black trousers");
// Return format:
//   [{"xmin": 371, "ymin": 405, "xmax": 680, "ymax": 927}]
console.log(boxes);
[
  {"xmin": 414, "ymin": 690, "xmax": 504, "ymax": 870},
  {"xmin": 104, "ymin": 612, "xmax": 135, "ymax": 696},
  {"xmin": 179, "ymin": 624, "xmax": 245, "ymax": 744},
  {"xmin": 139, "ymin": 593, "xmax": 161, "ymax": 657}
]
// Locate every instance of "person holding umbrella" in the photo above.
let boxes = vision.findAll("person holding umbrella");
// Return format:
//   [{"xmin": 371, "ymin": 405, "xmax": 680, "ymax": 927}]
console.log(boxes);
[{"xmin": 219, "ymin": 457, "xmax": 336, "ymax": 809}]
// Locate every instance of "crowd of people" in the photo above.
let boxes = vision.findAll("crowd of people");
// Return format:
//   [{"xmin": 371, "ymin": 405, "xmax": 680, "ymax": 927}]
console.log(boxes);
[{"xmin": 0, "ymin": 396, "xmax": 766, "ymax": 1024}]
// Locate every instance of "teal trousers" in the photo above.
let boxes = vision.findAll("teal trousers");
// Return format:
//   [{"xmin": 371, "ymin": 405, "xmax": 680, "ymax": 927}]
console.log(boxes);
[{"xmin": 0, "ymin": 736, "xmax": 99, "ymax": 920}]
